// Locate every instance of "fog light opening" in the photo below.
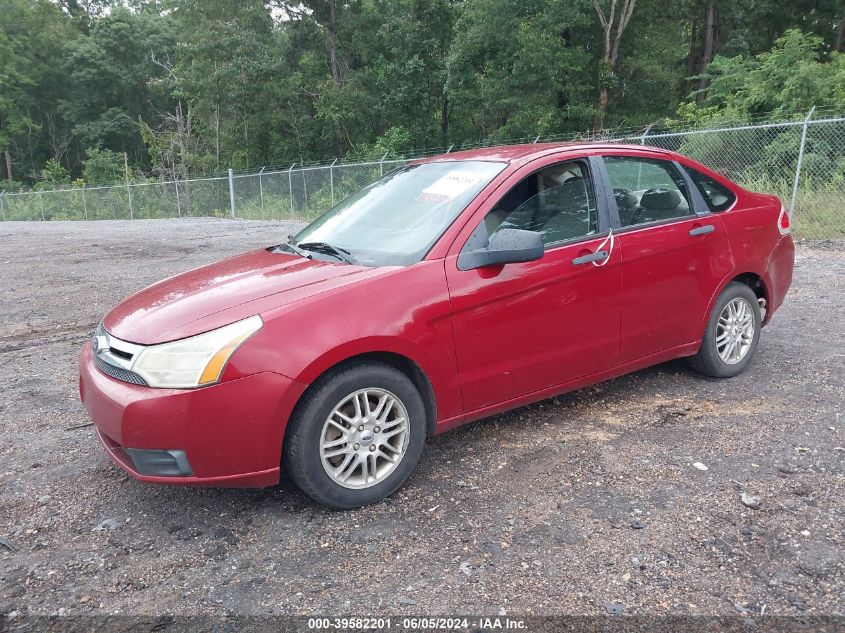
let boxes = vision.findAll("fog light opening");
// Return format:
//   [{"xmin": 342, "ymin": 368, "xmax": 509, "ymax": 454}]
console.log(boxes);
[{"xmin": 125, "ymin": 448, "xmax": 193, "ymax": 477}]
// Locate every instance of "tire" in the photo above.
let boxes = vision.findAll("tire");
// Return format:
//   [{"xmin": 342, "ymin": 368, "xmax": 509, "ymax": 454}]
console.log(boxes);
[
  {"xmin": 688, "ymin": 282, "xmax": 761, "ymax": 378},
  {"xmin": 283, "ymin": 361, "xmax": 426, "ymax": 509}
]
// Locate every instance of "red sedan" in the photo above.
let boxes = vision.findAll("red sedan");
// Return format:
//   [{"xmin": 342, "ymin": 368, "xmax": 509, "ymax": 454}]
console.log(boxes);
[{"xmin": 79, "ymin": 143, "xmax": 794, "ymax": 508}]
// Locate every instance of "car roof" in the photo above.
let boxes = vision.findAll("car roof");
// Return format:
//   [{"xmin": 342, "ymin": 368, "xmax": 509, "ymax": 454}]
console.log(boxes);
[{"xmin": 415, "ymin": 142, "xmax": 679, "ymax": 167}]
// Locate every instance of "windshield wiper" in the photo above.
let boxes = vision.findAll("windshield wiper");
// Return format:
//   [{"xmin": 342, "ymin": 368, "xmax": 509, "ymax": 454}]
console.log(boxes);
[
  {"xmin": 280, "ymin": 240, "xmax": 312, "ymax": 259},
  {"xmin": 297, "ymin": 241, "xmax": 357, "ymax": 265}
]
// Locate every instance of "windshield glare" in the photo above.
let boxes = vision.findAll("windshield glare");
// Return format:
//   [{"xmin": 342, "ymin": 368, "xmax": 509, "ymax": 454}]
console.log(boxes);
[{"xmin": 291, "ymin": 160, "xmax": 506, "ymax": 266}]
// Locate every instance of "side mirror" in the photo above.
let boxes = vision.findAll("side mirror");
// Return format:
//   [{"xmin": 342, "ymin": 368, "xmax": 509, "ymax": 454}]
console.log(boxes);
[{"xmin": 457, "ymin": 228, "xmax": 544, "ymax": 271}]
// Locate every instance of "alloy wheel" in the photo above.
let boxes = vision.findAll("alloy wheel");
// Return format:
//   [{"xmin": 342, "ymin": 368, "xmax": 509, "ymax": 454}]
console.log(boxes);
[
  {"xmin": 716, "ymin": 297, "xmax": 755, "ymax": 365},
  {"xmin": 319, "ymin": 388, "xmax": 410, "ymax": 489}
]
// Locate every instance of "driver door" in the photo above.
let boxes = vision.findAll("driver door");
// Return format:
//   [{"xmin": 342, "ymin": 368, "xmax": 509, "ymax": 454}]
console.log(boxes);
[{"xmin": 445, "ymin": 155, "xmax": 621, "ymax": 413}]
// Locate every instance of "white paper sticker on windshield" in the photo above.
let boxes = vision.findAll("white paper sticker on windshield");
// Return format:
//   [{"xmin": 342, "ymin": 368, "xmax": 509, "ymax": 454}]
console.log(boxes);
[{"xmin": 419, "ymin": 171, "xmax": 487, "ymax": 202}]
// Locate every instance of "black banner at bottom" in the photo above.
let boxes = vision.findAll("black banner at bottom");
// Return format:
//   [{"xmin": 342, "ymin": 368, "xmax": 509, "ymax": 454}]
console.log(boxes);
[{"xmin": 3, "ymin": 615, "xmax": 844, "ymax": 633}]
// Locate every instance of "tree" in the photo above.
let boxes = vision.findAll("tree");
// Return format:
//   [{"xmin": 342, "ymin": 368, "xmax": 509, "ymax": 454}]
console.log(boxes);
[
  {"xmin": 0, "ymin": 0, "xmax": 76, "ymax": 181},
  {"xmin": 4, "ymin": 0, "xmax": 844, "ymax": 189},
  {"xmin": 447, "ymin": 0, "xmax": 594, "ymax": 143},
  {"xmin": 681, "ymin": 29, "xmax": 845, "ymax": 120},
  {"xmin": 362, "ymin": 0, "xmax": 455, "ymax": 149},
  {"xmin": 174, "ymin": 0, "xmax": 281, "ymax": 168},
  {"xmin": 591, "ymin": 0, "xmax": 637, "ymax": 130},
  {"xmin": 696, "ymin": 0, "xmax": 717, "ymax": 101},
  {"xmin": 40, "ymin": 158, "xmax": 70, "ymax": 186},
  {"xmin": 0, "ymin": 28, "xmax": 31, "ymax": 181},
  {"xmin": 82, "ymin": 147, "xmax": 125, "ymax": 184},
  {"xmin": 59, "ymin": 7, "xmax": 176, "ymax": 165}
]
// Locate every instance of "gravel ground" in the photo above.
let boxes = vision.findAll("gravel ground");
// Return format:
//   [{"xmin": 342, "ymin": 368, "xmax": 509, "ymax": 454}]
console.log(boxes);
[{"xmin": 0, "ymin": 219, "xmax": 843, "ymax": 618}]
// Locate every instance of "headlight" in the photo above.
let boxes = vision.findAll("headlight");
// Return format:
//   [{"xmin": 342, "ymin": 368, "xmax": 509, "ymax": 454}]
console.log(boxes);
[{"xmin": 131, "ymin": 315, "xmax": 263, "ymax": 388}]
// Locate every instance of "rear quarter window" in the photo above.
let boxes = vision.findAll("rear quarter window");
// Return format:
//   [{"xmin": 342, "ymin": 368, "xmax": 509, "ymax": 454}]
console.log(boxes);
[{"xmin": 686, "ymin": 167, "xmax": 737, "ymax": 212}]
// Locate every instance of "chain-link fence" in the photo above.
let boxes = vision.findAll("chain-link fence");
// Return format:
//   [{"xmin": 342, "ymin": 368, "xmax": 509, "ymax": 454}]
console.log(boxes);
[{"xmin": 2, "ymin": 112, "xmax": 843, "ymax": 239}]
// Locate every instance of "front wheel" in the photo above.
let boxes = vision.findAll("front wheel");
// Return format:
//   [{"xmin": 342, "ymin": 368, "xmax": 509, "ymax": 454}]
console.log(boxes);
[
  {"xmin": 688, "ymin": 282, "xmax": 761, "ymax": 378},
  {"xmin": 283, "ymin": 361, "xmax": 426, "ymax": 509}
]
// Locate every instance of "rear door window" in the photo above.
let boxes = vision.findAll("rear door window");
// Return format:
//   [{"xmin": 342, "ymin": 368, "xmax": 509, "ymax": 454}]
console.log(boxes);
[
  {"xmin": 603, "ymin": 156, "xmax": 693, "ymax": 228},
  {"xmin": 686, "ymin": 167, "xmax": 737, "ymax": 212}
]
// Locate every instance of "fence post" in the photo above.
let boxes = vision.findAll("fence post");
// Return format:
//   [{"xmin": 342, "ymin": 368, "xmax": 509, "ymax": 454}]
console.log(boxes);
[
  {"xmin": 174, "ymin": 179, "xmax": 181, "ymax": 217},
  {"xmin": 124, "ymin": 153, "xmax": 133, "ymax": 220},
  {"xmin": 81, "ymin": 185, "xmax": 88, "ymax": 220},
  {"xmin": 258, "ymin": 166, "xmax": 266, "ymax": 220},
  {"xmin": 288, "ymin": 164, "xmax": 295, "ymax": 217},
  {"xmin": 330, "ymin": 158, "xmax": 338, "ymax": 206},
  {"xmin": 789, "ymin": 106, "xmax": 815, "ymax": 216},
  {"xmin": 302, "ymin": 167, "xmax": 308, "ymax": 216},
  {"xmin": 0, "ymin": 190, "xmax": 5, "ymax": 222},
  {"xmin": 39, "ymin": 191, "xmax": 45, "ymax": 221},
  {"xmin": 379, "ymin": 152, "xmax": 388, "ymax": 177},
  {"xmin": 228, "ymin": 168, "xmax": 236, "ymax": 219},
  {"xmin": 635, "ymin": 124, "xmax": 656, "ymax": 189}
]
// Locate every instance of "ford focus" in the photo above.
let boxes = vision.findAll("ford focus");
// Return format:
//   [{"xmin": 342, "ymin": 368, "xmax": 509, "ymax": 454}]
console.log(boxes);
[{"xmin": 79, "ymin": 143, "xmax": 795, "ymax": 508}]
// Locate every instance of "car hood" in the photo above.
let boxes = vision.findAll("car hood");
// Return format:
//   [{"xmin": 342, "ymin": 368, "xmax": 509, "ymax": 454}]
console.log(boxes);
[{"xmin": 103, "ymin": 248, "xmax": 388, "ymax": 345}]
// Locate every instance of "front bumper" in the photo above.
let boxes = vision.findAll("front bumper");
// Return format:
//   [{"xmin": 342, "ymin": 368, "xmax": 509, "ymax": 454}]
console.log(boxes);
[{"xmin": 79, "ymin": 342, "xmax": 306, "ymax": 487}]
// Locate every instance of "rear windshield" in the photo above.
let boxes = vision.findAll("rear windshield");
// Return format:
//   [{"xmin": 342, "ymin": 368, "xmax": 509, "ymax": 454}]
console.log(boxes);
[{"xmin": 686, "ymin": 167, "xmax": 737, "ymax": 212}]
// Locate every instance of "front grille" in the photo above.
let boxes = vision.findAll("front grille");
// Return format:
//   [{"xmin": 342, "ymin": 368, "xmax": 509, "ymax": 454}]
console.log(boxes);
[{"xmin": 94, "ymin": 354, "xmax": 149, "ymax": 386}]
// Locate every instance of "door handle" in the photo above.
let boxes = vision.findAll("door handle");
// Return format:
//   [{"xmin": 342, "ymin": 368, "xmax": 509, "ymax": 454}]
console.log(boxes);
[
  {"xmin": 689, "ymin": 224, "xmax": 715, "ymax": 237},
  {"xmin": 572, "ymin": 250, "xmax": 608, "ymax": 266}
]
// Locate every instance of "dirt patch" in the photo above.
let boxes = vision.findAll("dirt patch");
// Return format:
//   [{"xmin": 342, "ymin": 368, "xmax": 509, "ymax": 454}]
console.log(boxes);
[{"xmin": 0, "ymin": 219, "xmax": 842, "ymax": 617}]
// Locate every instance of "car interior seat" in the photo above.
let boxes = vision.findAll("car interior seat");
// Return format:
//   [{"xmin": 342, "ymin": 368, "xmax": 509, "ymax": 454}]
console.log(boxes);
[
  {"xmin": 614, "ymin": 188, "xmax": 640, "ymax": 226},
  {"xmin": 639, "ymin": 187, "xmax": 685, "ymax": 221}
]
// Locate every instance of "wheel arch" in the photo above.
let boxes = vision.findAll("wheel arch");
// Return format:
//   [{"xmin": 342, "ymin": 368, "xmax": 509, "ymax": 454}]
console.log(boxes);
[
  {"xmin": 730, "ymin": 271, "xmax": 769, "ymax": 306},
  {"xmin": 292, "ymin": 348, "xmax": 438, "ymax": 438},
  {"xmin": 701, "ymin": 271, "xmax": 771, "ymax": 339}
]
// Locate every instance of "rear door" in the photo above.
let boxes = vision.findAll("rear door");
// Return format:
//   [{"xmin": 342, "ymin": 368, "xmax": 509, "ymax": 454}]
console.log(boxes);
[
  {"xmin": 598, "ymin": 153, "xmax": 734, "ymax": 363},
  {"xmin": 445, "ymin": 155, "xmax": 621, "ymax": 412}
]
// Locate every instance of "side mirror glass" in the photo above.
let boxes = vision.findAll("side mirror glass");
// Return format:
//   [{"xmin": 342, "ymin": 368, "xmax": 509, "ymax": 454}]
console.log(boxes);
[{"xmin": 457, "ymin": 228, "xmax": 544, "ymax": 271}]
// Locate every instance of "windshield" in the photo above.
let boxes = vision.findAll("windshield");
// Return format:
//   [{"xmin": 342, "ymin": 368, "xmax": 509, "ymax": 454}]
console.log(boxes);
[{"xmin": 290, "ymin": 160, "xmax": 506, "ymax": 266}]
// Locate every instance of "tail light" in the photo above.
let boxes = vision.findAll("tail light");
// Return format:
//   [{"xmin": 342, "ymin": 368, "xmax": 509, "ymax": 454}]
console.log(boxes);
[{"xmin": 777, "ymin": 205, "xmax": 791, "ymax": 236}]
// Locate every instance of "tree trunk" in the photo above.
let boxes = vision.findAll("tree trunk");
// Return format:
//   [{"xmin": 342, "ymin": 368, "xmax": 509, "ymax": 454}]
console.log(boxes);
[
  {"xmin": 215, "ymin": 102, "xmax": 220, "ymax": 171},
  {"xmin": 596, "ymin": 87, "xmax": 610, "ymax": 130},
  {"xmin": 175, "ymin": 100, "xmax": 192, "ymax": 214},
  {"xmin": 685, "ymin": 7, "xmax": 700, "ymax": 98},
  {"xmin": 328, "ymin": 0, "xmax": 340, "ymax": 85},
  {"xmin": 836, "ymin": 14, "xmax": 844, "ymax": 53},
  {"xmin": 696, "ymin": 0, "xmax": 717, "ymax": 102},
  {"xmin": 326, "ymin": 1, "xmax": 343, "ymax": 156},
  {"xmin": 3, "ymin": 149, "xmax": 11, "ymax": 181}
]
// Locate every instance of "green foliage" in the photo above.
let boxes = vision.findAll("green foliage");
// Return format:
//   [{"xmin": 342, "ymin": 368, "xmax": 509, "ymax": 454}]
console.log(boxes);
[
  {"xmin": 82, "ymin": 148, "xmax": 126, "ymax": 185},
  {"xmin": 681, "ymin": 30, "xmax": 845, "ymax": 123},
  {"xmin": 446, "ymin": 0, "xmax": 595, "ymax": 142},
  {"xmin": 351, "ymin": 127, "xmax": 417, "ymax": 160},
  {"xmin": 40, "ymin": 159, "xmax": 71, "ymax": 186},
  {"xmin": 59, "ymin": 7, "xmax": 176, "ymax": 158},
  {"xmin": 2, "ymin": 0, "xmax": 844, "ymax": 195}
]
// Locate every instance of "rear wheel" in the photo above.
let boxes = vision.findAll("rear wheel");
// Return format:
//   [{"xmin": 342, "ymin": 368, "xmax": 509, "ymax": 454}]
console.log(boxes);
[
  {"xmin": 688, "ymin": 282, "xmax": 761, "ymax": 378},
  {"xmin": 283, "ymin": 361, "xmax": 426, "ymax": 509}
]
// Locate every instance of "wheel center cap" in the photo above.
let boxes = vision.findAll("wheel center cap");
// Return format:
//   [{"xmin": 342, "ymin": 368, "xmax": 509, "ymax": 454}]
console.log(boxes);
[{"xmin": 359, "ymin": 430, "xmax": 374, "ymax": 445}]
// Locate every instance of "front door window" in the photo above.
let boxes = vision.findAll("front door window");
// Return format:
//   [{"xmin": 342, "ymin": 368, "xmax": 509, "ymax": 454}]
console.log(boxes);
[{"xmin": 464, "ymin": 161, "xmax": 599, "ymax": 252}]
